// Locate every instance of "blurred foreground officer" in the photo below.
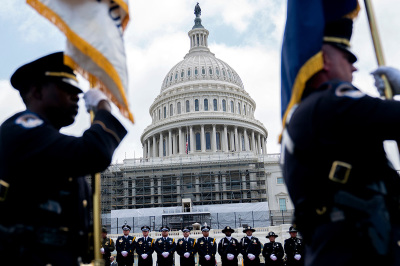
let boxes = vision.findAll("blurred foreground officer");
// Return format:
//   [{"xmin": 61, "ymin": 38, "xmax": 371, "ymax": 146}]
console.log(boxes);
[
  {"xmin": 196, "ymin": 224, "xmax": 217, "ymax": 266},
  {"xmin": 0, "ymin": 52, "xmax": 127, "ymax": 266},
  {"xmin": 281, "ymin": 16, "xmax": 400, "ymax": 265},
  {"xmin": 218, "ymin": 226, "xmax": 240, "ymax": 266},
  {"xmin": 136, "ymin": 225, "xmax": 154, "ymax": 266},
  {"xmin": 154, "ymin": 226, "xmax": 176, "ymax": 266},
  {"xmin": 116, "ymin": 224, "xmax": 136, "ymax": 266},
  {"xmin": 101, "ymin": 227, "xmax": 115, "ymax": 264},
  {"xmin": 240, "ymin": 226, "xmax": 261, "ymax": 266},
  {"xmin": 262, "ymin": 232, "xmax": 284, "ymax": 266},
  {"xmin": 284, "ymin": 227, "xmax": 303, "ymax": 266},
  {"xmin": 176, "ymin": 227, "xmax": 197, "ymax": 266}
]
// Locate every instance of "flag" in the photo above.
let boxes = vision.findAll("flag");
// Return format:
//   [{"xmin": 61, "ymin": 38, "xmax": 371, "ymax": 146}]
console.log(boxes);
[
  {"xmin": 280, "ymin": 0, "xmax": 360, "ymax": 136},
  {"xmin": 186, "ymin": 139, "xmax": 188, "ymax": 154},
  {"xmin": 27, "ymin": 0, "xmax": 133, "ymax": 123}
]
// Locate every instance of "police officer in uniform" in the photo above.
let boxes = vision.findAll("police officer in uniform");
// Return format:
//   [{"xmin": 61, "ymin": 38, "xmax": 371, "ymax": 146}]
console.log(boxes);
[
  {"xmin": 135, "ymin": 225, "xmax": 154, "ymax": 266},
  {"xmin": 195, "ymin": 224, "xmax": 217, "ymax": 266},
  {"xmin": 262, "ymin": 232, "xmax": 284, "ymax": 266},
  {"xmin": 116, "ymin": 224, "xmax": 136, "ymax": 266},
  {"xmin": 176, "ymin": 227, "xmax": 197, "ymax": 266},
  {"xmin": 101, "ymin": 227, "xmax": 115, "ymax": 264},
  {"xmin": 240, "ymin": 226, "xmax": 261, "ymax": 266},
  {"xmin": 281, "ymin": 16, "xmax": 400, "ymax": 265},
  {"xmin": 154, "ymin": 226, "xmax": 176, "ymax": 266},
  {"xmin": 218, "ymin": 226, "xmax": 240, "ymax": 266},
  {"xmin": 284, "ymin": 227, "xmax": 304, "ymax": 266},
  {"xmin": 0, "ymin": 52, "xmax": 127, "ymax": 266}
]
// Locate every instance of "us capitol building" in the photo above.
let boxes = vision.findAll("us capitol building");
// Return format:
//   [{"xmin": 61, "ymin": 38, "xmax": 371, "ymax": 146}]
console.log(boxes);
[{"xmin": 101, "ymin": 5, "xmax": 293, "ymax": 234}]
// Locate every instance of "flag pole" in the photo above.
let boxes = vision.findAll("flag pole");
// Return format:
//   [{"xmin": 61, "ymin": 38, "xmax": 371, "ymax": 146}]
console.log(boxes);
[
  {"xmin": 90, "ymin": 110, "xmax": 104, "ymax": 266},
  {"xmin": 364, "ymin": 0, "xmax": 393, "ymax": 99}
]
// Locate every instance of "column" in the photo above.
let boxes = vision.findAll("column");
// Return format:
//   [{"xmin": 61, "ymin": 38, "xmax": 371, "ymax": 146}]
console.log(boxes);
[
  {"xmin": 159, "ymin": 132, "xmax": 163, "ymax": 157},
  {"xmin": 222, "ymin": 174, "xmax": 227, "ymax": 200},
  {"xmin": 257, "ymin": 134, "xmax": 261, "ymax": 155},
  {"xmin": 173, "ymin": 132, "xmax": 177, "ymax": 155},
  {"xmin": 244, "ymin": 129, "xmax": 249, "ymax": 151},
  {"xmin": 214, "ymin": 174, "xmax": 220, "ymax": 201},
  {"xmin": 195, "ymin": 176, "xmax": 200, "ymax": 201},
  {"xmin": 158, "ymin": 178, "xmax": 162, "ymax": 204},
  {"xmin": 223, "ymin": 125, "xmax": 228, "ymax": 152},
  {"xmin": 131, "ymin": 179, "xmax": 136, "ymax": 204},
  {"xmin": 150, "ymin": 178, "xmax": 155, "ymax": 204},
  {"xmin": 234, "ymin": 126, "xmax": 239, "ymax": 152},
  {"xmin": 143, "ymin": 142, "xmax": 147, "ymax": 158},
  {"xmin": 147, "ymin": 139, "xmax": 151, "ymax": 158},
  {"xmin": 212, "ymin": 124, "xmax": 217, "ymax": 152},
  {"xmin": 168, "ymin": 130, "xmax": 172, "ymax": 156},
  {"xmin": 262, "ymin": 136, "xmax": 267, "ymax": 154},
  {"xmin": 201, "ymin": 125, "xmax": 206, "ymax": 152},
  {"xmin": 242, "ymin": 173, "xmax": 247, "ymax": 199},
  {"xmin": 190, "ymin": 126, "xmax": 195, "ymax": 153},
  {"xmin": 153, "ymin": 135, "xmax": 156, "ymax": 157},
  {"xmin": 230, "ymin": 129, "xmax": 234, "ymax": 152},
  {"xmin": 179, "ymin": 127, "xmax": 183, "ymax": 155},
  {"xmin": 251, "ymin": 131, "xmax": 256, "ymax": 152},
  {"xmin": 176, "ymin": 178, "xmax": 181, "ymax": 203}
]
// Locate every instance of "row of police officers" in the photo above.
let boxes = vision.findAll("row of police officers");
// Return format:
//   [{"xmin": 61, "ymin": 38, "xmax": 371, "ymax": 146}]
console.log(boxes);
[{"xmin": 102, "ymin": 224, "xmax": 304, "ymax": 266}]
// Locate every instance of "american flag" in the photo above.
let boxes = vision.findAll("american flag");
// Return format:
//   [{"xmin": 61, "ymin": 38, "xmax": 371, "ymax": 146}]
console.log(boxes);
[{"xmin": 185, "ymin": 139, "xmax": 188, "ymax": 154}]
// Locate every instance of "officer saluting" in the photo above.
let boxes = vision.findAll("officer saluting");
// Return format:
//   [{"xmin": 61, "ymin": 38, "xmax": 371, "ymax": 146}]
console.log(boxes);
[
  {"xmin": 0, "ymin": 52, "xmax": 127, "ymax": 265},
  {"xmin": 195, "ymin": 224, "xmax": 217, "ymax": 266},
  {"xmin": 284, "ymin": 227, "xmax": 304, "ymax": 266},
  {"xmin": 176, "ymin": 227, "xmax": 197, "ymax": 266},
  {"xmin": 116, "ymin": 224, "xmax": 136, "ymax": 266},
  {"xmin": 154, "ymin": 226, "xmax": 176, "ymax": 266},
  {"xmin": 262, "ymin": 232, "xmax": 284, "ymax": 266},
  {"xmin": 218, "ymin": 226, "xmax": 240, "ymax": 266},
  {"xmin": 135, "ymin": 225, "xmax": 154, "ymax": 266},
  {"xmin": 240, "ymin": 226, "xmax": 261, "ymax": 266}
]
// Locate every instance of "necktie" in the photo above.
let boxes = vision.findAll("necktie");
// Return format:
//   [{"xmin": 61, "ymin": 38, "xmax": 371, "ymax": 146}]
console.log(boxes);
[{"xmin": 145, "ymin": 237, "xmax": 147, "ymax": 242}]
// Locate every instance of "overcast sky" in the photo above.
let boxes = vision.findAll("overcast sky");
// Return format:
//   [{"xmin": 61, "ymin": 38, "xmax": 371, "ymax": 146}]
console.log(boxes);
[{"xmin": 1, "ymin": 0, "xmax": 400, "ymax": 166}]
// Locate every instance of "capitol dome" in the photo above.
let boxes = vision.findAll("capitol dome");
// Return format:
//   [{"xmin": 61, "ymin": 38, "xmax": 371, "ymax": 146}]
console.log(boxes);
[{"xmin": 141, "ymin": 5, "xmax": 268, "ymax": 158}]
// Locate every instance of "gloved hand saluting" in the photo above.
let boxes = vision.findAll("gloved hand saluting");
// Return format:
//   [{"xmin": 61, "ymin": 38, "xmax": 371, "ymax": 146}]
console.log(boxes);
[
  {"xmin": 83, "ymin": 89, "xmax": 109, "ymax": 112},
  {"xmin": 371, "ymin": 66, "xmax": 400, "ymax": 96}
]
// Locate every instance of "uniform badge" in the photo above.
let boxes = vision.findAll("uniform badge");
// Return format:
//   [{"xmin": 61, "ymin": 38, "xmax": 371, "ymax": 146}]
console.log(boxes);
[
  {"xmin": 158, "ymin": 239, "xmax": 162, "ymax": 243},
  {"xmin": 129, "ymin": 240, "xmax": 132, "ymax": 244},
  {"xmin": 200, "ymin": 241, "xmax": 204, "ymax": 245},
  {"xmin": 15, "ymin": 113, "xmax": 43, "ymax": 129},
  {"xmin": 139, "ymin": 241, "xmax": 143, "ymax": 245},
  {"xmin": 119, "ymin": 239, "xmax": 123, "ymax": 242},
  {"xmin": 179, "ymin": 240, "xmax": 183, "ymax": 245}
]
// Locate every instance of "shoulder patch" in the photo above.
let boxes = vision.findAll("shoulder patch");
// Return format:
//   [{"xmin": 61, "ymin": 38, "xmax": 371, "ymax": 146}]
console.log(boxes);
[
  {"xmin": 15, "ymin": 113, "xmax": 43, "ymax": 129},
  {"xmin": 335, "ymin": 83, "xmax": 365, "ymax": 99}
]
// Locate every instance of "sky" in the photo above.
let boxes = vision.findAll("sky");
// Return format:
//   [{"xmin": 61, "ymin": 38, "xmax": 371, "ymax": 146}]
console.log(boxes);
[{"xmin": 1, "ymin": 0, "xmax": 400, "ymax": 166}]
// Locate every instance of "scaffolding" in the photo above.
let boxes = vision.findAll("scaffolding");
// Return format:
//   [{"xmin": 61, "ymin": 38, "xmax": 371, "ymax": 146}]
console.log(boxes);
[{"xmin": 100, "ymin": 153, "xmax": 270, "ymax": 216}]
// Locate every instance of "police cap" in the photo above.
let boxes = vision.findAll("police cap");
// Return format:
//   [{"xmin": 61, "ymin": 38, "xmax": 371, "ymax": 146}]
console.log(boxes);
[
  {"xmin": 323, "ymin": 18, "xmax": 357, "ymax": 63},
  {"xmin": 122, "ymin": 224, "xmax": 131, "ymax": 231},
  {"xmin": 141, "ymin": 225, "xmax": 151, "ymax": 232},
  {"xmin": 10, "ymin": 52, "xmax": 82, "ymax": 94},
  {"xmin": 222, "ymin": 226, "xmax": 235, "ymax": 234}
]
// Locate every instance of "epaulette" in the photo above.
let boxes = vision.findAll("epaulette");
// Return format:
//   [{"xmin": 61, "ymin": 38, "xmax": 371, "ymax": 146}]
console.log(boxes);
[
  {"xmin": 334, "ymin": 82, "xmax": 365, "ymax": 99},
  {"xmin": 15, "ymin": 113, "xmax": 44, "ymax": 129}
]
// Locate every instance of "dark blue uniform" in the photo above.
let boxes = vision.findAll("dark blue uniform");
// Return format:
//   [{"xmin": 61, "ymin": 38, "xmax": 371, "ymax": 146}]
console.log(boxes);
[
  {"xmin": 116, "ymin": 235, "xmax": 136, "ymax": 266},
  {"xmin": 135, "ymin": 236, "xmax": 154, "ymax": 266},
  {"xmin": 281, "ymin": 81, "xmax": 400, "ymax": 265},
  {"xmin": 218, "ymin": 237, "xmax": 240, "ymax": 266},
  {"xmin": 284, "ymin": 237, "xmax": 304, "ymax": 266},
  {"xmin": 196, "ymin": 237, "xmax": 217, "ymax": 266},
  {"xmin": 262, "ymin": 242, "xmax": 284, "ymax": 266},
  {"xmin": 176, "ymin": 237, "xmax": 197, "ymax": 266},
  {"xmin": 0, "ymin": 109, "xmax": 126, "ymax": 265},
  {"xmin": 240, "ymin": 236, "xmax": 261, "ymax": 266},
  {"xmin": 154, "ymin": 236, "xmax": 176, "ymax": 266}
]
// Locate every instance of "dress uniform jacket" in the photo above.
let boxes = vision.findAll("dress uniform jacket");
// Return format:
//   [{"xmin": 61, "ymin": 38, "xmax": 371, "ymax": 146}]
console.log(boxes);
[
  {"xmin": 135, "ymin": 236, "xmax": 154, "ymax": 266},
  {"xmin": 195, "ymin": 236, "xmax": 217, "ymax": 266},
  {"xmin": 116, "ymin": 235, "xmax": 136, "ymax": 266},
  {"xmin": 102, "ymin": 237, "xmax": 115, "ymax": 264},
  {"xmin": 0, "ymin": 109, "xmax": 126, "ymax": 265},
  {"xmin": 218, "ymin": 237, "xmax": 240, "ymax": 266},
  {"xmin": 176, "ymin": 237, "xmax": 197, "ymax": 266},
  {"xmin": 262, "ymin": 242, "xmax": 284, "ymax": 266},
  {"xmin": 281, "ymin": 81, "xmax": 400, "ymax": 265},
  {"xmin": 284, "ymin": 237, "xmax": 304, "ymax": 266},
  {"xmin": 154, "ymin": 237, "xmax": 176, "ymax": 266},
  {"xmin": 240, "ymin": 236, "xmax": 261, "ymax": 266}
]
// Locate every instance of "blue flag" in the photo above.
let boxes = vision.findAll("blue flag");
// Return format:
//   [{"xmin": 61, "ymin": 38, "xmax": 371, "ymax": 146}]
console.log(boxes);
[{"xmin": 280, "ymin": 0, "xmax": 359, "ymax": 130}]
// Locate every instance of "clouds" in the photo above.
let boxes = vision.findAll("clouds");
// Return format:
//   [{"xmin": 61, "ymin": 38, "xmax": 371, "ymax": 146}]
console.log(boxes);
[{"xmin": 1, "ymin": 0, "xmax": 400, "ymax": 164}]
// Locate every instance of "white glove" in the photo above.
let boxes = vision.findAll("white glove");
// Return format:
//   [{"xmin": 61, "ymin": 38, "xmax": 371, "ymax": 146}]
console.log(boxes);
[
  {"xmin": 371, "ymin": 66, "xmax": 400, "ymax": 96},
  {"xmin": 162, "ymin": 252, "xmax": 169, "ymax": 258},
  {"xmin": 83, "ymin": 89, "xmax": 108, "ymax": 112},
  {"xmin": 248, "ymin": 254, "xmax": 255, "ymax": 260},
  {"xmin": 141, "ymin": 254, "xmax": 148, "ymax": 259},
  {"xmin": 184, "ymin": 252, "xmax": 190, "ymax": 258},
  {"xmin": 205, "ymin": 255, "xmax": 211, "ymax": 260},
  {"xmin": 270, "ymin": 254, "xmax": 277, "ymax": 261},
  {"xmin": 294, "ymin": 254, "xmax": 301, "ymax": 260},
  {"xmin": 121, "ymin": 251, "xmax": 128, "ymax": 257},
  {"xmin": 100, "ymin": 247, "xmax": 105, "ymax": 254},
  {"xmin": 227, "ymin": 253, "xmax": 234, "ymax": 260}
]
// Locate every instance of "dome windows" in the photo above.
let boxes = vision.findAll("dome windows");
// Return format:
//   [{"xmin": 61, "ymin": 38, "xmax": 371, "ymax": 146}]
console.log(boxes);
[
  {"xmin": 181, "ymin": 70, "xmax": 184, "ymax": 78},
  {"xmin": 188, "ymin": 68, "xmax": 191, "ymax": 77},
  {"xmin": 177, "ymin": 102, "xmax": 181, "ymax": 114},
  {"xmin": 209, "ymin": 67, "xmax": 213, "ymax": 75},
  {"xmin": 195, "ymin": 67, "xmax": 198, "ymax": 76},
  {"xmin": 216, "ymin": 68, "xmax": 220, "ymax": 76},
  {"xmin": 213, "ymin": 99, "xmax": 218, "ymax": 111},
  {"xmin": 175, "ymin": 72, "xmax": 178, "ymax": 80},
  {"xmin": 170, "ymin": 104, "xmax": 173, "ymax": 116},
  {"xmin": 186, "ymin": 100, "xmax": 190, "ymax": 112},
  {"xmin": 204, "ymin": 99, "xmax": 208, "ymax": 111},
  {"xmin": 222, "ymin": 99, "xmax": 226, "ymax": 112},
  {"xmin": 195, "ymin": 99, "xmax": 199, "ymax": 111},
  {"xmin": 201, "ymin": 67, "xmax": 206, "ymax": 75},
  {"xmin": 230, "ymin": 101, "xmax": 234, "ymax": 113}
]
